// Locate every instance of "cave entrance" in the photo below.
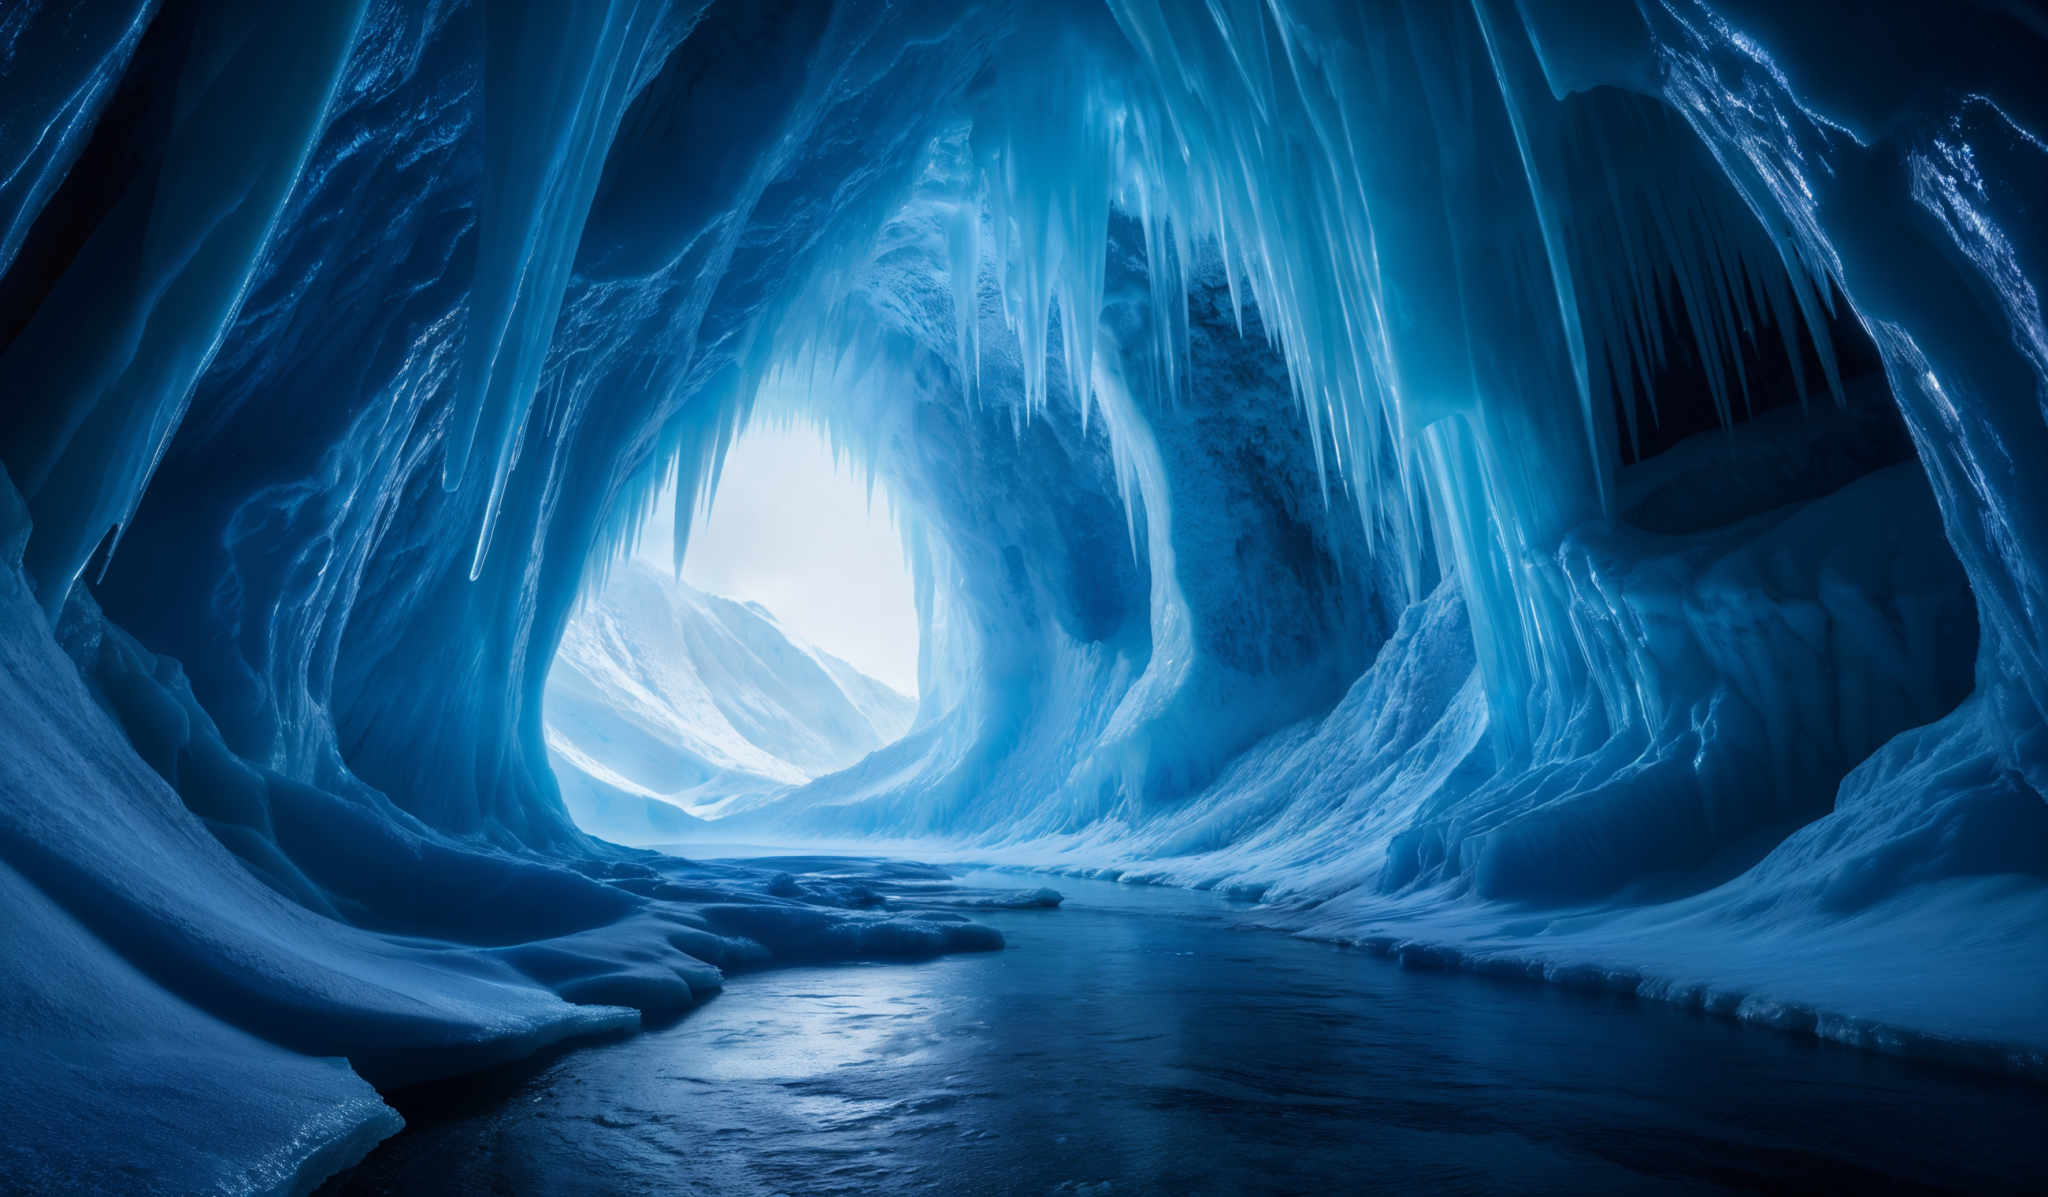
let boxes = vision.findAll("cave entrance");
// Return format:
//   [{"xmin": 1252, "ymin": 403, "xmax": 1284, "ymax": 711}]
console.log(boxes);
[{"xmin": 544, "ymin": 418, "xmax": 922, "ymax": 844}]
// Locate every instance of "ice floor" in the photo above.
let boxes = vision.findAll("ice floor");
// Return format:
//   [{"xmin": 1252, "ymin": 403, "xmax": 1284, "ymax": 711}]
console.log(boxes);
[
  {"xmin": 6, "ymin": 0, "xmax": 2048, "ymax": 1190},
  {"xmin": 328, "ymin": 868, "xmax": 2048, "ymax": 1195}
]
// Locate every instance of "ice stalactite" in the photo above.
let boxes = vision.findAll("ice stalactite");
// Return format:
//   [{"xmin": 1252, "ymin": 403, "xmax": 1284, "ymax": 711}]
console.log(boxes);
[
  {"xmin": 1, "ymin": 0, "xmax": 2046, "ymax": 1187},
  {"xmin": 716, "ymin": 0, "xmax": 2040, "ymax": 1070},
  {"xmin": 2, "ymin": 0, "xmax": 370, "ymax": 616},
  {"xmin": 0, "ymin": 0, "xmax": 156, "ymax": 275}
]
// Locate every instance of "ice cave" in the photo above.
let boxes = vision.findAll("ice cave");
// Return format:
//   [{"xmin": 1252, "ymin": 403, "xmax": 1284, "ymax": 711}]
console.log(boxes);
[{"xmin": 2, "ymin": 0, "xmax": 2047, "ymax": 1192}]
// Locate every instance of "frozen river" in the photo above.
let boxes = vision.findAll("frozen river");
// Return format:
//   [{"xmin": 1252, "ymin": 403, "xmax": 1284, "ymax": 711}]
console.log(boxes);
[{"xmin": 330, "ymin": 868, "xmax": 2048, "ymax": 1194}]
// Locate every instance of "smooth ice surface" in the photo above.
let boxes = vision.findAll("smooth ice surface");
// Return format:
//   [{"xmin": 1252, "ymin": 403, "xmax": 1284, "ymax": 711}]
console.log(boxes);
[
  {"xmin": 4, "ymin": 0, "xmax": 2048, "ymax": 1187},
  {"xmin": 331, "ymin": 872, "xmax": 2048, "ymax": 1195}
]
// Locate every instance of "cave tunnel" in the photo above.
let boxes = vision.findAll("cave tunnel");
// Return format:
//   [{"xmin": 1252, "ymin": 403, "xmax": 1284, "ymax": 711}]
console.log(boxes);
[{"xmin": 3, "ymin": 0, "xmax": 2047, "ymax": 1191}]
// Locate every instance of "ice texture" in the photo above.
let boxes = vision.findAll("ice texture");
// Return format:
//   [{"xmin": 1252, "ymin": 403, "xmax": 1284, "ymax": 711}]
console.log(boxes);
[{"xmin": 2, "ymin": 0, "xmax": 2047, "ymax": 1187}]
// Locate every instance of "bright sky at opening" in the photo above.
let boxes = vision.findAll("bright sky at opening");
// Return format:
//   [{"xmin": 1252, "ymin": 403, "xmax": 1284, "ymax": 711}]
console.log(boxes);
[{"xmin": 637, "ymin": 421, "xmax": 921, "ymax": 696}]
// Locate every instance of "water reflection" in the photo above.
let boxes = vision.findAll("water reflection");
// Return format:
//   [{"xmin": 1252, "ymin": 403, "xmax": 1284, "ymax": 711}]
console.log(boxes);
[{"xmin": 332, "ymin": 871, "xmax": 2048, "ymax": 1195}]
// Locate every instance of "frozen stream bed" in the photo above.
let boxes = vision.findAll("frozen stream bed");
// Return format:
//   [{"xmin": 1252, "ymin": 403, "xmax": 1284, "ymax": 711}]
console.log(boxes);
[{"xmin": 328, "ymin": 865, "xmax": 2048, "ymax": 1194}]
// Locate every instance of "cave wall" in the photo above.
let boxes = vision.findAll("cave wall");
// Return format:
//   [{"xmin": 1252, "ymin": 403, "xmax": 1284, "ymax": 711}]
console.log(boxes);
[{"xmin": 0, "ymin": 7, "xmax": 2045, "ymax": 1182}]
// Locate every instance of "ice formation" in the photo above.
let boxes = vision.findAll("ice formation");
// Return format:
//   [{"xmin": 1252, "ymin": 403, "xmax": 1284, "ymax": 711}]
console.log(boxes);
[{"xmin": 2, "ymin": 0, "xmax": 2046, "ymax": 1188}]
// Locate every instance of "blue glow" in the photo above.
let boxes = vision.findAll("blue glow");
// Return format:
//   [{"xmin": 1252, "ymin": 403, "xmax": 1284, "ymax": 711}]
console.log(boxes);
[{"xmin": 1, "ymin": 1, "xmax": 2045, "ymax": 1188}]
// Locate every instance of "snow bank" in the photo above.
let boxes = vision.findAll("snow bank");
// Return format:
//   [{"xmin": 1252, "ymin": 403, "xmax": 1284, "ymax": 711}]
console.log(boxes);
[
  {"xmin": 0, "ymin": 465, "xmax": 997, "ymax": 1190},
  {"xmin": 3, "ymin": 0, "xmax": 2048, "ymax": 1185}
]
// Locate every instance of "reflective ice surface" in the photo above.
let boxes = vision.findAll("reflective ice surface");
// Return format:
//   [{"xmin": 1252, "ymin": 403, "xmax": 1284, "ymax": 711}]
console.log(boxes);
[
  {"xmin": 8, "ymin": 3, "xmax": 2048, "ymax": 1186},
  {"xmin": 332, "ymin": 871, "xmax": 2048, "ymax": 1195}
]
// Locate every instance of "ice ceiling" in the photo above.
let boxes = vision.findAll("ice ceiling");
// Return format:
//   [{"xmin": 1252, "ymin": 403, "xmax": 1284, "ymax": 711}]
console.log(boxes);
[{"xmin": 2, "ymin": 0, "xmax": 2047, "ymax": 1188}]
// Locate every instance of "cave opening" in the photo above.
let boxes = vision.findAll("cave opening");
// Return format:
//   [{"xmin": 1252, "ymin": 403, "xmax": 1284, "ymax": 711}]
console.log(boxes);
[
  {"xmin": 4, "ymin": 0, "xmax": 2048, "ymax": 1190},
  {"xmin": 544, "ymin": 414, "xmax": 926, "ymax": 842}
]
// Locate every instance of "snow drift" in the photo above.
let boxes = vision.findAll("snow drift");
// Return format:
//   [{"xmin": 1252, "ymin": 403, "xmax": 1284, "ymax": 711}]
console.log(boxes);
[{"xmin": 2, "ymin": 0, "xmax": 2046, "ymax": 1188}]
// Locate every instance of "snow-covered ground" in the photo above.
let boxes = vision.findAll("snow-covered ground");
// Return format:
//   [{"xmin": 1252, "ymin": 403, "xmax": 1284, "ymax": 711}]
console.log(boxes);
[
  {"xmin": 546, "ymin": 560, "xmax": 916, "ymax": 834},
  {"xmin": 5, "ymin": 0, "xmax": 2048, "ymax": 1190},
  {"xmin": 0, "ymin": 477, "xmax": 992, "ymax": 1192}
]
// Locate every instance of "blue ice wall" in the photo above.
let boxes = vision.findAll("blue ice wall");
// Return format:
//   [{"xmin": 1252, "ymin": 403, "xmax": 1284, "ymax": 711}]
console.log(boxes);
[{"xmin": 2, "ymin": 0, "xmax": 2047, "ymax": 1184}]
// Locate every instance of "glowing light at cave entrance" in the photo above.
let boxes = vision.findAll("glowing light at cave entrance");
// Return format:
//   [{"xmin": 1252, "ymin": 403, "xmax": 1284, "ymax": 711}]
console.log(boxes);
[
  {"xmin": 661, "ymin": 420, "xmax": 920, "ymax": 697},
  {"xmin": 542, "ymin": 417, "xmax": 924, "ymax": 838}
]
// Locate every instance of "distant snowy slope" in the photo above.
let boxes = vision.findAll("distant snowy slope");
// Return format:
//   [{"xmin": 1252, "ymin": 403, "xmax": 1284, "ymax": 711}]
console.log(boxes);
[
  {"xmin": 812, "ymin": 648, "xmax": 919, "ymax": 744},
  {"xmin": 545, "ymin": 560, "xmax": 916, "ymax": 825}
]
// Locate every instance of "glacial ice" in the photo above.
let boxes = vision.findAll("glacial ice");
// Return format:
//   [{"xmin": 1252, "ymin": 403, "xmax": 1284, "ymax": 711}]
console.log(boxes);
[{"xmin": 3, "ymin": 0, "xmax": 2047, "ymax": 1188}]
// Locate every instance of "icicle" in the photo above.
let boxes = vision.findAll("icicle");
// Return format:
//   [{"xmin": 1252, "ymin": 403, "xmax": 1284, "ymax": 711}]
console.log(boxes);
[
  {"xmin": 456, "ymin": 0, "xmax": 667, "ymax": 578},
  {"xmin": 948, "ymin": 197, "xmax": 981, "ymax": 398}
]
